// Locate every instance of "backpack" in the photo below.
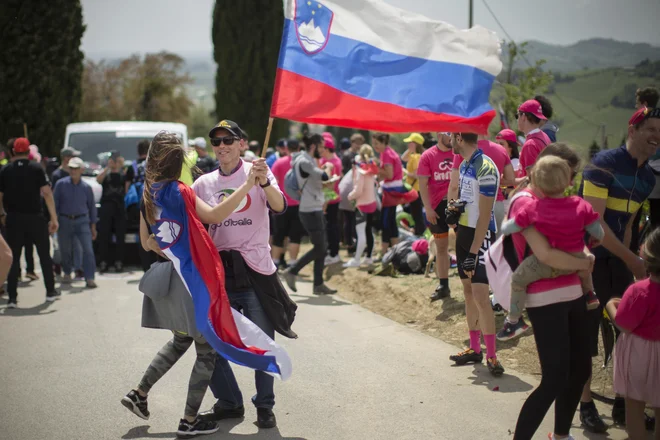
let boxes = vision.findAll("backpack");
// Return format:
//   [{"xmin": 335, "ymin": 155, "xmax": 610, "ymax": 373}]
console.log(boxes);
[
  {"xmin": 284, "ymin": 156, "xmax": 307, "ymax": 202},
  {"xmin": 381, "ymin": 239, "xmax": 427, "ymax": 275},
  {"xmin": 484, "ymin": 191, "xmax": 532, "ymax": 311}
]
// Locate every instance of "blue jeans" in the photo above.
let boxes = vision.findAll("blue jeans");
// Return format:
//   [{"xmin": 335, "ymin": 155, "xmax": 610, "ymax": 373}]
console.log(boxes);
[
  {"xmin": 53, "ymin": 233, "xmax": 83, "ymax": 271},
  {"xmin": 209, "ymin": 287, "xmax": 275, "ymax": 410},
  {"xmin": 58, "ymin": 215, "xmax": 96, "ymax": 280}
]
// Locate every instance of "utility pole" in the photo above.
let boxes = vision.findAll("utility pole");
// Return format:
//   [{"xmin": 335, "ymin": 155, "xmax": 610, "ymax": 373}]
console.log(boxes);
[{"xmin": 469, "ymin": 0, "xmax": 474, "ymax": 28}]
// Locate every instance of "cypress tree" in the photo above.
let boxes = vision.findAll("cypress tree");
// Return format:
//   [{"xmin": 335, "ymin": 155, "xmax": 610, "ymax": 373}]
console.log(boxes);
[
  {"xmin": 0, "ymin": 0, "xmax": 85, "ymax": 156},
  {"xmin": 212, "ymin": 0, "xmax": 288, "ymax": 148},
  {"xmin": 588, "ymin": 140, "xmax": 601, "ymax": 159}
]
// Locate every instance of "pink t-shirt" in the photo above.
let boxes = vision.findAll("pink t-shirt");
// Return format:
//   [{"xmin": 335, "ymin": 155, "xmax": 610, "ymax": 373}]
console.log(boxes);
[
  {"xmin": 417, "ymin": 145, "xmax": 454, "ymax": 208},
  {"xmin": 380, "ymin": 146, "xmax": 403, "ymax": 183},
  {"xmin": 319, "ymin": 153, "xmax": 342, "ymax": 204},
  {"xmin": 511, "ymin": 196, "xmax": 599, "ymax": 253},
  {"xmin": 271, "ymin": 155, "xmax": 298, "ymax": 207},
  {"xmin": 519, "ymin": 129, "xmax": 551, "ymax": 176},
  {"xmin": 452, "ymin": 140, "xmax": 511, "ymax": 201},
  {"xmin": 508, "ymin": 190, "xmax": 582, "ymax": 307},
  {"xmin": 192, "ymin": 160, "xmax": 283, "ymax": 275},
  {"xmin": 616, "ymin": 279, "xmax": 660, "ymax": 341}
]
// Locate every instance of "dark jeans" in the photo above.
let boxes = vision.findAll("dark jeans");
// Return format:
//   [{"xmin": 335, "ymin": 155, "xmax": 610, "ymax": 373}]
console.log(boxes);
[
  {"xmin": 58, "ymin": 215, "xmax": 96, "ymax": 280},
  {"xmin": 514, "ymin": 296, "xmax": 591, "ymax": 439},
  {"xmin": 24, "ymin": 240, "xmax": 34, "ymax": 273},
  {"xmin": 98, "ymin": 202, "xmax": 126, "ymax": 264},
  {"xmin": 409, "ymin": 197, "xmax": 426, "ymax": 236},
  {"xmin": 325, "ymin": 203, "xmax": 340, "ymax": 257},
  {"xmin": 342, "ymin": 210, "xmax": 356, "ymax": 249},
  {"xmin": 290, "ymin": 211, "xmax": 327, "ymax": 287},
  {"xmin": 209, "ymin": 287, "xmax": 275, "ymax": 410},
  {"xmin": 6, "ymin": 213, "xmax": 55, "ymax": 301}
]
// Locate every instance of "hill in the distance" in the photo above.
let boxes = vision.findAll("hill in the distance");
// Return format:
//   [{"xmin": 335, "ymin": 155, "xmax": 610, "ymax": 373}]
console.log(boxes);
[{"xmin": 509, "ymin": 38, "xmax": 660, "ymax": 73}]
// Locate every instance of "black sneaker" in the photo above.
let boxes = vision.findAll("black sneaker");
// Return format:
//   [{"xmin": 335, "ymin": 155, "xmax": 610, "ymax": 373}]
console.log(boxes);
[
  {"xmin": 198, "ymin": 405, "xmax": 244, "ymax": 422},
  {"xmin": 487, "ymin": 357, "xmax": 505, "ymax": 376},
  {"xmin": 646, "ymin": 415, "xmax": 656, "ymax": 431},
  {"xmin": 496, "ymin": 318, "xmax": 531, "ymax": 341},
  {"xmin": 580, "ymin": 402, "xmax": 608, "ymax": 433},
  {"xmin": 492, "ymin": 302, "xmax": 505, "ymax": 316},
  {"xmin": 430, "ymin": 285, "xmax": 450, "ymax": 302},
  {"xmin": 121, "ymin": 390, "xmax": 150, "ymax": 420},
  {"xmin": 313, "ymin": 283, "xmax": 337, "ymax": 295},
  {"xmin": 46, "ymin": 290, "xmax": 61, "ymax": 302},
  {"xmin": 612, "ymin": 400, "xmax": 655, "ymax": 430},
  {"xmin": 114, "ymin": 261, "xmax": 124, "ymax": 273},
  {"xmin": 177, "ymin": 418, "xmax": 220, "ymax": 438},
  {"xmin": 99, "ymin": 261, "xmax": 108, "ymax": 273},
  {"xmin": 257, "ymin": 408, "xmax": 277, "ymax": 429},
  {"xmin": 449, "ymin": 348, "xmax": 483, "ymax": 365}
]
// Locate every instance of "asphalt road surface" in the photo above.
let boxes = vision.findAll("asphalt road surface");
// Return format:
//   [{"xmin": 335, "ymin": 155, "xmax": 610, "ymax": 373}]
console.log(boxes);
[{"xmin": 0, "ymin": 269, "xmax": 631, "ymax": 440}]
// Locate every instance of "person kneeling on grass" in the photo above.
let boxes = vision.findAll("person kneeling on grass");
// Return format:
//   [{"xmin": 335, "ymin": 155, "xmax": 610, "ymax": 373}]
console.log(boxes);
[{"xmin": 496, "ymin": 155, "xmax": 602, "ymax": 342}]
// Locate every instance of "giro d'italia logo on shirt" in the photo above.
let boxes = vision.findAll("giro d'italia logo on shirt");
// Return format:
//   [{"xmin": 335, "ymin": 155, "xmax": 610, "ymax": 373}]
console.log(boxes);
[{"xmin": 213, "ymin": 189, "xmax": 252, "ymax": 213}]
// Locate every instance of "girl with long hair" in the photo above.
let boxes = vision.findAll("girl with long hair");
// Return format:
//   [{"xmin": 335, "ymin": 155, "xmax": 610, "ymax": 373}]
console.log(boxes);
[{"xmin": 123, "ymin": 131, "xmax": 265, "ymax": 438}]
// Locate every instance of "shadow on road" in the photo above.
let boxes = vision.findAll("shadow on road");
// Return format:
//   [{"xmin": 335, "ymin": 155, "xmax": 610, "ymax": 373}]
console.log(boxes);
[
  {"xmin": 127, "ymin": 279, "xmax": 141, "ymax": 285},
  {"xmin": 466, "ymin": 365, "xmax": 534, "ymax": 393},
  {"xmin": 0, "ymin": 299, "xmax": 57, "ymax": 316},
  {"xmin": 122, "ymin": 423, "xmax": 308, "ymax": 440},
  {"xmin": 290, "ymin": 293, "xmax": 350, "ymax": 307}
]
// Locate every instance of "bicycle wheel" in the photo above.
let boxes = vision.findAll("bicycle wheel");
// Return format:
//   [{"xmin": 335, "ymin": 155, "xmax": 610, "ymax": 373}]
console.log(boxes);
[{"xmin": 592, "ymin": 311, "xmax": 616, "ymax": 404}]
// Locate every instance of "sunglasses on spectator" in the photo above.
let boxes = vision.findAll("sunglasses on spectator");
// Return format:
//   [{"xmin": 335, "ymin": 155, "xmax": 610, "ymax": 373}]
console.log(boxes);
[
  {"xmin": 515, "ymin": 112, "xmax": 524, "ymax": 120},
  {"xmin": 210, "ymin": 136, "xmax": 239, "ymax": 146}
]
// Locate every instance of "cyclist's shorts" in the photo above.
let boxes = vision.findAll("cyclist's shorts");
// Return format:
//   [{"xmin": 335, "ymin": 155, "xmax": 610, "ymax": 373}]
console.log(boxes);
[{"xmin": 455, "ymin": 225, "xmax": 494, "ymax": 284}]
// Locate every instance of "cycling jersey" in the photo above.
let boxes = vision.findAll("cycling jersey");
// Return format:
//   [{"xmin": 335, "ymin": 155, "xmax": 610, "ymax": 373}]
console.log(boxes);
[
  {"xmin": 580, "ymin": 145, "xmax": 655, "ymax": 258},
  {"xmin": 457, "ymin": 149, "xmax": 500, "ymax": 232}
]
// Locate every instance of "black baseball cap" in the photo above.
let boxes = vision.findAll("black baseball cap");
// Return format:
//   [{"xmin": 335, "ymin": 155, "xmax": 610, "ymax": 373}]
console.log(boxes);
[{"xmin": 209, "ymin": 120, "xmax": 243, "ymax": 139}]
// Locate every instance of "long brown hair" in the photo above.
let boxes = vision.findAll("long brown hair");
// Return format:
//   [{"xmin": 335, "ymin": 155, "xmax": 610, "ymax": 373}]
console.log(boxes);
[{"xmin": 143, "ymin": 131, "xmax": 185, "ymax": 225}]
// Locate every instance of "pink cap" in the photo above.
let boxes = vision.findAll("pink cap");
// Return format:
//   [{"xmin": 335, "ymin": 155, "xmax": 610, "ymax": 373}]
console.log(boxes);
[
  {"xmin": 412, "ymin": 238, "xmax": 429, "ymax": 255},
  {"xmin": 323, "ymin": 136, "xmax": 335, "ymax": 150},
  {"xmin": 518, "ymin": 100, "xmax": 547, "ymax": 120},
  {"xmin": 495, "ymin": 129, "xmax": 519, "ymax": 144}
]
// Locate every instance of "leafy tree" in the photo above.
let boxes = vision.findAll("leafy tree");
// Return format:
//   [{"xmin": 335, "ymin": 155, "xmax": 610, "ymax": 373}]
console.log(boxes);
[
  {"xmin": 588, "ymin": 140, "xmax": 601, "ymax": 159},
  {"xmin": 79, "ymin": 52, "xmax": 193, "ymax": 123},
  {"xmin": 188, "ymin": 104, "xmax": 216, "ymax": 139},
  {"xmin": 212, "ymin": 0, "xmax": 288, "ymax": 147},
  {"xmin": 499, "ymin": 41, "xmax": 554, "ymax": 133},
  {"xmin": 0, "ymin": 0, "xmax": 85, "ymax": 156}
]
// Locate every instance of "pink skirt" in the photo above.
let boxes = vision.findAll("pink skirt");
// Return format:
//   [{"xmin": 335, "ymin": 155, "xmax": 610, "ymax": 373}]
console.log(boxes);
[{"xmin": 613, "ymin": 332, "xmax": 660, "ymax": 407}]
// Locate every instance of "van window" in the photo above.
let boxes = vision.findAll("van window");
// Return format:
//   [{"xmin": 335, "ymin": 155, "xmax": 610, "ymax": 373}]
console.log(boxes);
[{"xmin": 67, "ymin": 132, "xmax": 183, "ymax": 163}]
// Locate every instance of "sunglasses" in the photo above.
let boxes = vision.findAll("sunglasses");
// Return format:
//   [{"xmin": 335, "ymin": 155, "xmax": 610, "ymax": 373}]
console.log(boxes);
[
  {"xmin": 210, "ymin": 136, "xmax": 239, "ymax": 146},
  {"xmin": 515, "ymin": 112, "xmax": 523, "ymax": 120}
]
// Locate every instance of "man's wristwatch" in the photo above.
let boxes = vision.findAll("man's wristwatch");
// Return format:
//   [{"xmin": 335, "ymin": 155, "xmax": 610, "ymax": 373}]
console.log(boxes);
[{"xmin": 260, "ymin": 179, "xmax": 271, "ymax": 188}]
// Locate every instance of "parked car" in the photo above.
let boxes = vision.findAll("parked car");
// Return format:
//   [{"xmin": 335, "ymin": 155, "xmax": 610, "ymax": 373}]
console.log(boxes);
[{"xmin": 63, "ymin": 121, "xmax": 188, "ymax": 263}]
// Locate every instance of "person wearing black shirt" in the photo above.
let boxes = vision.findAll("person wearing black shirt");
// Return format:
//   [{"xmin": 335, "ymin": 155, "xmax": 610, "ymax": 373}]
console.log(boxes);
[
  {"xmin": 96, "ymin": 150, "xmax": 130, "ymax": 273},
  {"xmin": 0, "ymin": 138, "xmax": 59, "ymax": 308},
  {"xmin": 193, "ymin": 137, "xmax": 217, "ymax": 178}
]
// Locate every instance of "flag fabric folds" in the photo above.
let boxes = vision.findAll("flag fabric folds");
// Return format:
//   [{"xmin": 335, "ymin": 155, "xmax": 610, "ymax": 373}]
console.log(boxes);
[
  {"xmin": 271, "ymin": 0, "xmax": 502, "ymax": 134},
  {"xmin": 152, "ymin": 181, "xmax": 292, "ymax": 380}
]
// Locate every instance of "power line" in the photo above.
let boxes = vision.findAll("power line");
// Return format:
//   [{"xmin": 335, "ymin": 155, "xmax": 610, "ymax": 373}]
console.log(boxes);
[{"xmin": 480, "ymin": 0, "xmax": 602, "ymax": 128}]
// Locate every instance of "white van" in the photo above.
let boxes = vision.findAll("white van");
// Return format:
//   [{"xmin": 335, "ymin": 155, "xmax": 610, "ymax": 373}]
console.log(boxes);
[
  {"xmin": 63, "ymin": 121, "xmax": 189, "ymax": 204},
  {"xmin": 62, "ymin": 121, "xmax": 188, "ymax": 247}
]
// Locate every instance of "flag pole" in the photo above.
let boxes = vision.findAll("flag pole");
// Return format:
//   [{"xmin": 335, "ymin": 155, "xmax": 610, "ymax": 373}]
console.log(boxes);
[
  {"xmin": 260, "ymin": 117, "xmax": 274, "ymax": 158},
  {"xmin": 23, "ymin": 123, "xmax": 28, "ymax": 138}
]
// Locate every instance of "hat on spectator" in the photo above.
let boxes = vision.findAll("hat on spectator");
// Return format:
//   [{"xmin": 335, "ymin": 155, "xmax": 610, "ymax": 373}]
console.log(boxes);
[
  {"xmin": 109, "ymin": 150, "xmax": 122, "ymax": 160},
  {"xmin": 412, "ymin": 238, "xmax": 429, "ymax": 255},
  {"xmin": 340, "ymin": 137, "xmax": 350, "ymax": 150},
  {"xmin": 13, "ymin": 137, "xmax": 30, "ymax": 153},
  {"xmin": 276, "ymin": 138, "xmax": 288, "ymax": 148},
  {"xmin": 209, "ymin": 120, "xmax": 243, "ymax": 138},
  {"xmin": 629, "ymin": 107, "xmax": 660, "ymax": 126},
  {"xmin": 518, "ymin": 100, "xmax": 547, "ymax": 120},
  {"xmin": 404, "ymin": 133, "xmax": 425, "ymax": 145},
  {"xmin": 61, "ymin": 146, "xmax": 81, "ymax": 158},
  {"xmin": 193, "ymin": 137, "xmax": 207, "ymax": 149},
  {"xmin": 495, "ymin": 129, "xmax": 520, "ymax": 144},
  {"xmin": 68, "ymin": 157, "xmax": 84, "ymax": 169}
]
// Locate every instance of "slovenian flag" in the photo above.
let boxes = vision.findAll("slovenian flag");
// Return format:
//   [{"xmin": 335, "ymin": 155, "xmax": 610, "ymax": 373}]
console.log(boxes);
[
  {"xmin": 152, "ymin": 181, "xmax": 292, "ymax": 380},
  {"xmin": 271, "ymin": 0, "xmax": 502, "ymax": 134}
]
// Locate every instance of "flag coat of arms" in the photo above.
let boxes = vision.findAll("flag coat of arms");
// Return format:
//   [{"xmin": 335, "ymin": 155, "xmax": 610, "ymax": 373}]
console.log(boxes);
[
  {"xmin": 152, "ymin": 181, "xmax": 292, "ymax": 380},
  {"xmin": 271, "ymin": 0, "xmax": 502, "ymax": 134}
]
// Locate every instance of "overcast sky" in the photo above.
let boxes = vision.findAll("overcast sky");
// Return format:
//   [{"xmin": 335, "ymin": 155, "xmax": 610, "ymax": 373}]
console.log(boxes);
[{"xmin": 81, "ymin": 0, "xmax": 660, "ymax": 57}]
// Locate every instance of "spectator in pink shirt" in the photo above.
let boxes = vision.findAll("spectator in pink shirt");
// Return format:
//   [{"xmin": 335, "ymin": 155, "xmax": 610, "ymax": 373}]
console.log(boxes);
[
  {"xmin": 319, "ymin": 134, "xmax": 343, "ymax": 265},
  {"xmin": 517, "ymin": 99, "xmax": 552, "ymax": 176},
  {"xmin": 270, "ymin": 139, "xmax": 303, "ymax": 269}
]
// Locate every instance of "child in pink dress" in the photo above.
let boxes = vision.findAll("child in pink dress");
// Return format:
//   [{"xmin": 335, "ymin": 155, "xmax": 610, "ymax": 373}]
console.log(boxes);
[
  {"xmin": 497, "ymin": 155, "xmax": 603, "ymax": 341},
  {"xmin": 607, "ymin": 226, "xmax": 660, "ymax": 440}
]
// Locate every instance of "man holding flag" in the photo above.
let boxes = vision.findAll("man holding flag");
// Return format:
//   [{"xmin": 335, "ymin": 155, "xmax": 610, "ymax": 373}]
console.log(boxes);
[{"xmin": 193, "ymin": 120, "xmax": 291, "ymax": 430}]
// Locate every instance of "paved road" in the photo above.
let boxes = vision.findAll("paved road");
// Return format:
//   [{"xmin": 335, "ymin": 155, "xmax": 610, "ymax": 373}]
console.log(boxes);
[{"xmin": 0, "ymin": 270, "xmax": 630, "ymax": 440}]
